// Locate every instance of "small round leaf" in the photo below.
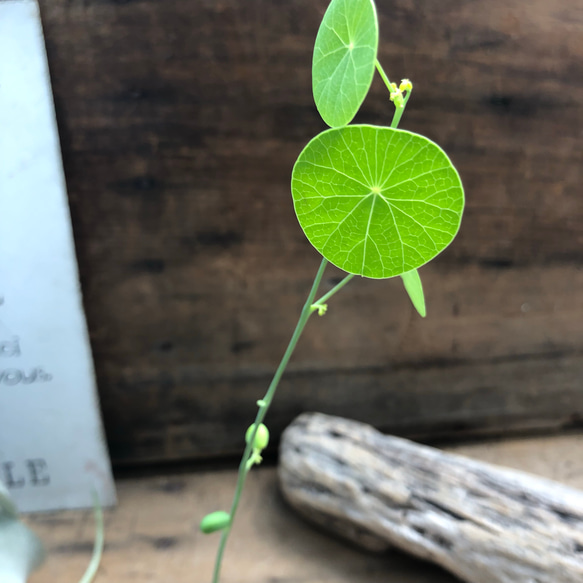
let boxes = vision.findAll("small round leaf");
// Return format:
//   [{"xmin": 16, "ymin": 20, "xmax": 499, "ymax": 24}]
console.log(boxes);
[
  {"xmin": 291, "ymin": 125, "xmax": 464, "ymax": 278},
  {"xmin": 313, "ymin": 0, "xmax": 378, "ymax": 127}
]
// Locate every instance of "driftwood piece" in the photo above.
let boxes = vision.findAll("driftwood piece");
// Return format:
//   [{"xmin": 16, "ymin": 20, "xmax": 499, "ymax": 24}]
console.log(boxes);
[{"xmin": 278, "ymin": 413, "xmax": 583, "ymax": 583}]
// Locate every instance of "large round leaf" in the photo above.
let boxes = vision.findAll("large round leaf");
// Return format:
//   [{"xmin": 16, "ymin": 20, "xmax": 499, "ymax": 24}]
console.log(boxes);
[
  {"xmin": 291, "ymin": 125, "xmax": 464, "ymax": 278},
  {"xmin": 312, "ymin": 0, "xmax": 378, "ymax": 127}
]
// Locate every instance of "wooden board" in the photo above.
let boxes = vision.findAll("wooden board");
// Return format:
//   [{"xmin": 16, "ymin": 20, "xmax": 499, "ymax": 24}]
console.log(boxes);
[
  {"xmin": 36, "ymin": 0, "xmax": 583, "ymax": 462},
  {"xmin": 26, "ymin": 432, "xmax": 583, "ymax": 582}
]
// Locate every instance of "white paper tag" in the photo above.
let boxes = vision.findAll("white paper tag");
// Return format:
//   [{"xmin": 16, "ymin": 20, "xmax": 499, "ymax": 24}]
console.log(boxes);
[{"xmin": 0, "ymin": 0, "xmax": 116, "ymax": 512}]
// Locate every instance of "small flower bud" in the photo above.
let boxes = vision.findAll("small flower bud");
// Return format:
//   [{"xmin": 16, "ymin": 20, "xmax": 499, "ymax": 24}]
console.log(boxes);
[
  {"xmin": 392, "ymin": 93, "xmax": 404, "ymax": 108},
  {"xmin": 200, "ymin": 511, "xmax": 231, "ymax": 534},
  {"xmin": 245, "ymin": 423, "xmax": 270, "ymax": 451}
]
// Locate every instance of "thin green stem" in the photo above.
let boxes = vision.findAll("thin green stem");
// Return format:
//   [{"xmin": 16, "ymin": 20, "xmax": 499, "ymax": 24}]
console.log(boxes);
[
  {"xmin": 375, "ymin": 59, "xmax": 393, "ymax": 93},
  {"xmin": 390, "ymin": 105, "xmax": 406, "ymax": 129},
  {"xmin": 311, "ymin": 273, "xmax": 355, "ymax": 311},
  {"xmin": 402, "ymin": 88, "xmax": 413, "ymax": 109},
  {"xmin": 78, "ymin": 491, "xmax": 104, "ymax": 583},
  {"xmin": 211, "ymin": 257, "xmax": 329, "ymax": 583}
]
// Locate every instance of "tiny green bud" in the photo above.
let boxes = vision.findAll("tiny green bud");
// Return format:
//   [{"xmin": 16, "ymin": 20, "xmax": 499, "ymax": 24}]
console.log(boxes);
[
  {"xmin": 200, "ymin": 510, "xmax": 231, "ymax": 534},
  {"xmin": 310, "ymin": 303, "xmax": 328, "ymax": 316},
  {"xmin": 391, "ymin": 93, "xmax": 404, "ymax": 108},
  {"xmin": 399, "ymin": 78, "xmax": 412, "ymax": 92},
  {"xmin": 246, "ymin": 450, "xmax": 263, "ymax": 470},
  {"xmin": 245, "ymin": 423, "xmax": 270, "ymax": 450}
]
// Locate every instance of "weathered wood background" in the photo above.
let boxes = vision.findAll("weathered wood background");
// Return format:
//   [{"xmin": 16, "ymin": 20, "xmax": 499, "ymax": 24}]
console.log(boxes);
[{"xmin": 37, "ymin": 0, "xmax": 583, "ymax": 464}]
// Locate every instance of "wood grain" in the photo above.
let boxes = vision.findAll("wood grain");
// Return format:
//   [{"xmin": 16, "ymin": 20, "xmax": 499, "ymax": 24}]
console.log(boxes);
[
  {"xmin": 26, "ymin": 431, "xmax": 583, "ymax": 583},
  {"xmin": 279, "ymin": 413, "xmax": 583, "ymax": 583},
  {"xmin": 35, "ymin": 0, "xmax": 583, "ymax": 462}
]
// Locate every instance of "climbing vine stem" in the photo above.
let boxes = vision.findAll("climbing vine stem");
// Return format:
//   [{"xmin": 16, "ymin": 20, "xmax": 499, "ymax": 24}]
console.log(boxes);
[
  {"xmin": 211, "ymin": 257, "xmax": 329, "ymax": 583},
  {"xmin": 205, "ymin": 1, "xmax": 467, "ymax": 579},
  {"xmin": 212, "ymin": 49, "xmax": 417, "ymax": 583}
]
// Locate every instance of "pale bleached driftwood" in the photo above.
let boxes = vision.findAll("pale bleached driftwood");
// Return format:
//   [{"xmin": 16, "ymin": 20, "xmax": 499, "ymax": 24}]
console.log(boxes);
[{"xmin": 278, "ymin": 413, "xmax": 583, "ymax": 583}]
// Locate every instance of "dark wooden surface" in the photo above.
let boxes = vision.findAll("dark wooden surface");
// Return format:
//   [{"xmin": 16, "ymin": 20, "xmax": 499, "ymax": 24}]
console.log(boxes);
[{"xmin": 37, "ymin": 0, "xmax": 583, "ymax": 463}]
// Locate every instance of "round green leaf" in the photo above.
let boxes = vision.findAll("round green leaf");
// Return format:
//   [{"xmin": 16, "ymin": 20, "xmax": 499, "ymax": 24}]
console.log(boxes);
[
  {"xmin": 313, "ymin": 0, "xmax": 378, "ymax": 127},
  {"xmin": 291, "ymin": 125, "xmax": 464, "ymax": 278}
]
